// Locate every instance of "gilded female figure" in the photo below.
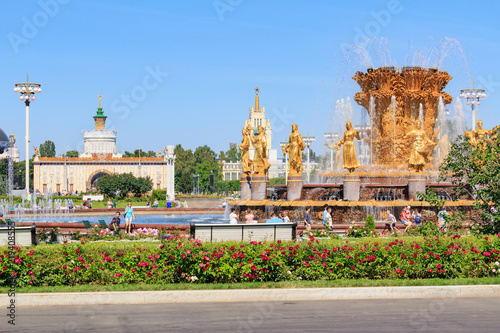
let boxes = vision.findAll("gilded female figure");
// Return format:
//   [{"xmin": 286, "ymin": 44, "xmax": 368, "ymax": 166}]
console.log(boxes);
[
  {"xmin": 282, "ymin": 124, "xmax": 306, "ymax": 175},
  {"xmin": 238, "ymin": 127, "xmax": 253, "ymax": 175},
  {"xmin": 326, "ymin": 121, "xmax": 361, "ymax": 173},
  {"xmin": 403, "ymin": 119, "xmax": 436, "ymax": 173},
  {"xmin": 251, "ymin": 125, "xmax": 271, "ymax": 176}
]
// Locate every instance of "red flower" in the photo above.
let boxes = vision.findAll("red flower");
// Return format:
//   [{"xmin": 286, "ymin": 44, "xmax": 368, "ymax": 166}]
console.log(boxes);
[
  {"xmin": 428, "ymin": 269, "xmax": 433, "ymax": 273},
  {"xmin": 351, "ymin": 267, "xmax": 356, "ymax": 271},
  {"xmin": 28, "ymin": 270, "xmax": 33, "ymax": 275},
  {"xmin": 132, "ymin": 268, "xmax": 136, "ymax": 273},
  {"xmin": 437, "ymin": 263, "xmax": 442, "ymax": 269},
  {"xmin": 116, "ymin": 273, "xmax": 122, "ymax": 277}
]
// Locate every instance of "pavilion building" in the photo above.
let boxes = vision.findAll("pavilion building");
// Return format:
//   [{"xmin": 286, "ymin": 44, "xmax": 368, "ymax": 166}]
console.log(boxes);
[{"xmin": 33, "ymin": 96, "xmax": 176, "ymax": 199}]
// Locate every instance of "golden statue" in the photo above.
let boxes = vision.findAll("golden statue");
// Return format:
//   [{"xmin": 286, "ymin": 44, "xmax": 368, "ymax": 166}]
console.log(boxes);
[
  {"xmin": 465, "ymin": 120, "xmax": 500, "ymax": 149},
  {"xmin": 251, "ymin": 125, "xmax": 271, "ymax": 176},
  {"xmin": 282, "ymin": 124, "xmax": 306, "ymax": 175},
  {"xmin": 33, "ymin": 146, "xmax": 40, "ymax": 157},
  {"xmin": 326, "ymin": 121, "xmax": 361, "ymax": 173},
  {"xmin": 10, "ymin": 132, "xmax": 15, "ymax": 144},
  {"xmin": 157, "ymin": 149, "xmax": 162, "ymax": 157},
  {"xmin": 239, "ymin": 127, "xmax": 253, "ymax": 175},
  {"xmin": 403, "ymin": 119, "xmax": 436, "ymax": 173}
]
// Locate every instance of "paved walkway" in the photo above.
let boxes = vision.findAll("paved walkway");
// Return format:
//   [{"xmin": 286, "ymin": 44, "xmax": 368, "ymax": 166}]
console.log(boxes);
[{"xmin": 6, "ymin": 284, "xmax": 500, "ymax": 307}]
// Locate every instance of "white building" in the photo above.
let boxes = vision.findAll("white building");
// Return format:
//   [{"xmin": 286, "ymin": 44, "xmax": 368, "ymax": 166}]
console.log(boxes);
[{"xmin": 33, "ymin": 97, "xmax": 176, "ymax": 199}]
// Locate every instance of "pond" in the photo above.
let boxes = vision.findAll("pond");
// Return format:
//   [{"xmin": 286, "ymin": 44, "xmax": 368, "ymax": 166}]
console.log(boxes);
[{"xmin": 13, "ymin": 214, "xmax": 229, "ymax": 225}]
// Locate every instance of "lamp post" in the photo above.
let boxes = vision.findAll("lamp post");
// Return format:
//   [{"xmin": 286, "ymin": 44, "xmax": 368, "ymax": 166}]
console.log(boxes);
[
  {"xmin": 324, "ymin": 132, "xmax": 339, "ymax": 170},
  {"xmin": 303, "ymin": 136, "xmax": 316, "ymax": 184},
  {"xmin": 14, "ymin": 75, "xmax": 42, "ymax": 200},
  {"xmin": 280, "ymin": 142, "xmax": 288, "ymax": 182},
  {"xmin": 460, "ymin": 86, "xmax": 485, "ymax": 130}
]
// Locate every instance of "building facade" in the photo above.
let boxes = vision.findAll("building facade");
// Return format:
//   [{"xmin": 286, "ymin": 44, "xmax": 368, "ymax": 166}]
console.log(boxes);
[{"xmin": 33, "ymin": 97, "xmax": 176, "ymax": 199}]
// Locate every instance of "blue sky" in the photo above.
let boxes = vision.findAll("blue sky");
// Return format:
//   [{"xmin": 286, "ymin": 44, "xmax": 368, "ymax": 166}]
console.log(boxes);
[{"xmin": 1, "ymin": 0, "xmax": 500, "ymax": 159}]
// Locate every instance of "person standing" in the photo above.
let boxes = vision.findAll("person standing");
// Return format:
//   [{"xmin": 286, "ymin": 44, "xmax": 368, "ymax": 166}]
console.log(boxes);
[
  {"xmin": 153, "ymin": 198, "xmax": 159, "ymax": 208},
  {"xmin": 304, "ymin": 207, "xmax": 312, "ymax": 233},
  {"xmin": 107, "ymin": 199, "xmax": 113, "ymax": 209},
  {"xmin": 325, "ymin": 207, "xmax": 333, "ymax": 230},
  {"xmin": 400, "ymin": 207, "xmax": 412, "ymax": 232},
  {"xmin": 383, "ymin": 210, "xmax": 396, "ymax": 233},
  {"xmin": 229, "ymin": 208, "xmax": 239, "ymax": 224},
  {"xmin": 124, "ymin": 202, "xmax": 135, "ymax": 234},
  {"xmin": 322, "ymin": 204, "xmax": 329, "ymax": 227}
]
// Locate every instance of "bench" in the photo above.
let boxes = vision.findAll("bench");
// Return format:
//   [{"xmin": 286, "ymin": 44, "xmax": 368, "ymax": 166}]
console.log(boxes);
[
  {"xmin": 190, "ymin": 222, "xmax": 297, "ymax": 242},
  {"xmin": 0, "ymin": 224, "xmax": 37, "ymax": 247}
]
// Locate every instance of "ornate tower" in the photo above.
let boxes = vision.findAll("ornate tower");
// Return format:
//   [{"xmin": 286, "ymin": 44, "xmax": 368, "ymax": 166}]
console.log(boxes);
[{"xmin": 93, "ymin": 95, "xmax": 107, "ymax": 130}]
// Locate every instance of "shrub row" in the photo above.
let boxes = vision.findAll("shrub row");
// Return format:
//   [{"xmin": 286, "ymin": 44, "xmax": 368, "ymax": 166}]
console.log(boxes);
[{"xmin": 2, "ymin": 235, "xmax": 500, "ymax": 287}]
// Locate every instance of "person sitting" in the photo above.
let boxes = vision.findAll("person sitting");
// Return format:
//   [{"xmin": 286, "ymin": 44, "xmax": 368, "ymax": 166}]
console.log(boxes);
[
  {"xmin": 107, "ymin": 199, "xmax": 113, "ymax": 209},
  {"xmin": 0, "ymin": 213, "xmax": 6, "ymax": 226},
  {"xmin": 400, "ymin": 207, "xmax": 412, "ymax": 232},
  {"xmin": 413, "ymin": 209, "xmax": 422, "ymax": 226},
  {"xmin": 244, "ymin": 209, "xmax": 255, "ymax": 224},
  {"xmin": 282, "ymin": 211, "xmax": 290, "ymax": 223},
  {"xmin": 146, "ymin": 199, "xmax": 151, "ymax": 208},
  {"xmin": 153, "ymin": 199, "xmax": 159, "ymax": 208},
  {"xmin": 266, "ymin": 212, "xmax": 284, "ymax": 224},
  {"xmin": 109, "ymin": 212, "xmax": 121, "ymax": 236},
  {"xmin": 229, "ymin": 208, "xmax": 239, "ymax": 224}
]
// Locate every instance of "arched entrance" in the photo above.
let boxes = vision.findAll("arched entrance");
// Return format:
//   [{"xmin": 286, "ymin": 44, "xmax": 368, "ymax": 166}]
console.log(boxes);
[{"xmin": 86, "ymin": 169, "xmax": 112, "ymax": 191}]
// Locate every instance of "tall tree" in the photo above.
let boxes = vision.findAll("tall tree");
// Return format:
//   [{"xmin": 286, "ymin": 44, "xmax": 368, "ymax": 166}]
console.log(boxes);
[
  {"xmin": 225, "ymin": 142, "xmax": 240, "ymax": 162},
  {"xmin": 39, "ymin": 140, "xmax": 56, "ymax": 157},
  {"xmin": 174, "ymin": 144, "xmax": 195, "ymax": 193}
]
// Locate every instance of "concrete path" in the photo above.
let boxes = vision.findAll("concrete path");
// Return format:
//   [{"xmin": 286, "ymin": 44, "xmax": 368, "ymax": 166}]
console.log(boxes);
[{"xmin": 6, "ymin": 284, "xmax": 500, "ymax": 307}]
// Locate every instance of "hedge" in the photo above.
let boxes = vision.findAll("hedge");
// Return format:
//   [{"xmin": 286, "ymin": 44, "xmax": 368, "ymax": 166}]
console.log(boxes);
[{"xmin": 2, "ymin": 234, "xmax": 500, "ymax": 287}]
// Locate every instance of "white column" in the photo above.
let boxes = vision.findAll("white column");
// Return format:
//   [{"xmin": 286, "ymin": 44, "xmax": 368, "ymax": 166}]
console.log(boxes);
[{"xmin": 165, "ymin": 145, "xmax": 176, "ymax": 200}]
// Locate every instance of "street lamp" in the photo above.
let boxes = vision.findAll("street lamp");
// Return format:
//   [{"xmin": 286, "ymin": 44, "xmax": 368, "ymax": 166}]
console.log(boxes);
[
  {"xmin": 324, "ymin": 132, "xmax": 339, "ymax": 170},
  {"xmin": 14, "ymin": 74, "xmax": 42, "ymax": 199},
  {"xmin": 280, "ymin": 142, "xmax": 288, "ymax": 182},
  {"xmin": 303, "ymin": 136, "xmax": 316, "ymax": 184},
  {"xmin": 460, "ymin": 87, "xmax": 486, "ymax": 130}
]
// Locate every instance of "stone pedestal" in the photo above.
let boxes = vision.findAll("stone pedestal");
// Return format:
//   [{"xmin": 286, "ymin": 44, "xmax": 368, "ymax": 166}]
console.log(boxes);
[
  {"xmin": 287, "ymin": 175, "xmax": 303, "ymax": 201},
  {"xmin": 240, "ymin": 174, "xmax": 252, "ymax": 200},
  {"xmin": 408, "ymin": 173, "xmax": 426, "ymax": 200},
  {"xmin": 251, "ymin": 176, "xmax": 268, "ymax": 201},
  {"xmin": 343, "ymin": 174, "xmax": 360, "ymax": 201}
]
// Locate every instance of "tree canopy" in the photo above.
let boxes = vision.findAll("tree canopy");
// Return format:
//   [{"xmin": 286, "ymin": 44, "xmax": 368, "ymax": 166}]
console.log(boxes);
[
  {"xmin": 438, "ymin": 134, "xmax": 500, "ymax": 233},
  {"xmin": 95, "ymin": 173, "xmax": 152, "ymax": 198},
  {"xmin": 39, "ymin": 140, "xmax": 56, "ymax": 157}
]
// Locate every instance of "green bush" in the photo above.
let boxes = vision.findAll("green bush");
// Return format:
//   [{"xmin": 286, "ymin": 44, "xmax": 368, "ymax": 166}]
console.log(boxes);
[
  {"xmin": 152, "ymin": 189, "xmax": 166, "ymax": 200},
  {"xmin": 3, "ymin": 234, "xmax": 500, "ymax": 287},
  {"xmin": 365, "ymin": 215, "xmax": 375, "ymax": 232}
]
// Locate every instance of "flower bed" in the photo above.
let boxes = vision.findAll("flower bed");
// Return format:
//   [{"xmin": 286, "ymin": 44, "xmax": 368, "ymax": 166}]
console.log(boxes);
[{"xmin": 2, "ymin": 234, "xmax": 500, "ymax": 287}]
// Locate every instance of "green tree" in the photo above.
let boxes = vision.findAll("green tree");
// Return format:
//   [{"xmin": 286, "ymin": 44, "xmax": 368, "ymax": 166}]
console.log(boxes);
[
  {"xmin": 174, "ymin": 144, "xmax": 195, "ymax": 194},
  {"xmin": 95, "ymin": 173, "xmax": 152, "ymax": 198},
  {"xmin": 64, "ymin": 150, "xmax": 79, "ymax": 158},
  {"xmin": 225, "ymin": 142, "xmax": 240, "ymax": 162},
  {"xmin": 437, "ymin": 135, "xmax": 500, "ymax": 233},
  {"xmin": 218, "ymin": 150, "xmax": 227, "ymax": 162},
  {"xmin": 39, "ymin": 140, "xmax": 56, "ymax": 157}
]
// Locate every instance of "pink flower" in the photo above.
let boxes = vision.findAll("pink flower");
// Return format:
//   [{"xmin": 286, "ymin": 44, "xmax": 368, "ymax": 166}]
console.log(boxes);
[
  {"xmin": 428, "ymin": 268, "xmax": 433, "ymax": 273},
  {"xmin": 116, "ymin": 273, "xmax": 122, "ymax": 277},
  {"xmin": 28, "ymin": 270, "xmax": 33, "ymax": 275}
]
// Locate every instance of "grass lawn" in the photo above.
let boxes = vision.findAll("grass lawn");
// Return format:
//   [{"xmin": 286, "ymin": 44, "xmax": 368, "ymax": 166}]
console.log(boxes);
[{"xmin": 2, "ymin": 277, "xmax": 499, "ymax": 294}]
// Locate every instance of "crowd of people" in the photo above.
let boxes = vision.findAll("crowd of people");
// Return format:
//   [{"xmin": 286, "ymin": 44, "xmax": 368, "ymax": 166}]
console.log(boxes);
[{"xmin": 228, "ymin": 208, "xmax": 292, "ymax": 224}]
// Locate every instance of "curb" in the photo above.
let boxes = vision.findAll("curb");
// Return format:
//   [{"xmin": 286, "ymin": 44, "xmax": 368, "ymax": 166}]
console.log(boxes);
[{"xmin": 7, "ymin": 285, "xmax": 500, "ymax": 307}]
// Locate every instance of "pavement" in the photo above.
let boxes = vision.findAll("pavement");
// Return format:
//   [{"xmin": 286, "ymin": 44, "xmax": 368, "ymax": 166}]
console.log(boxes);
[
  {"xmin": 5, "ymin": 284, "xmax": 500, "ymax": 307},
  {"xmin": 8, "ymin": 297, "xmax": 500, "ymax": 332}
]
